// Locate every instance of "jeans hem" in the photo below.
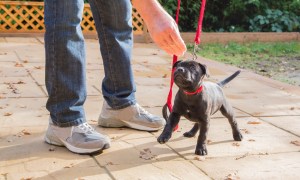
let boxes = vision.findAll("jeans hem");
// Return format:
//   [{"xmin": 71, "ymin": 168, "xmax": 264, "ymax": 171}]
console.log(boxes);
[
  {"xmin": 109, "ymin": 99, "xmax": 136, "ymax": 110},
  {"xmin": 51, "ymin": 117, "xmax": 86, "ymax": 127}
]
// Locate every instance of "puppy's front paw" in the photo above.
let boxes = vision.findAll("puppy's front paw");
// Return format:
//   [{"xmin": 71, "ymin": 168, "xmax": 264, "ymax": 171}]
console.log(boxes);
[
  {"xmin": 157, "ymin": 133, "xmax": 171, "ymax": 144},
  {"xmin": 195, "ymin": 144, "xmax": 207, "ymax": 156},
  {"xmin": 233, "ymin": 132, "xmax": 243, "ymax": 141}
]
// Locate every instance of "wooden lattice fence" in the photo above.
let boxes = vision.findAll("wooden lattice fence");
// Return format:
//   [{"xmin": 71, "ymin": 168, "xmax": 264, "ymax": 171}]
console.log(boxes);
[{"xmin": 0, "ymin": 1, "xmax": 144, "ymax": 34}]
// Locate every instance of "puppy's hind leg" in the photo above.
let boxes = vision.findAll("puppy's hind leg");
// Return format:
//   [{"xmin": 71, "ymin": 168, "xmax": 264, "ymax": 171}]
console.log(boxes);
[
  {"xmin": 220, "ymin": 101, "xmax": 243, "ymax": 141},
  {"xmin": 183, "ymin": 123, "xmax": 199, "ymax": 137}
]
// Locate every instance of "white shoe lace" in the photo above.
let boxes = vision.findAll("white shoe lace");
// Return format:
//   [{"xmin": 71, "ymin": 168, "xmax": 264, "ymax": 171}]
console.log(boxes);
[
  {"xmin": 136, "ymin": 104, "xmax": 152, "ymax": 117},
  {"xmin": 77, "ymin": 123, "xmax": 95, "ymax": 133}
]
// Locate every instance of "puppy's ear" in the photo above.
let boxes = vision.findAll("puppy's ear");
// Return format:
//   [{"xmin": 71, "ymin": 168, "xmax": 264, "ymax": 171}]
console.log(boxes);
[
  {"xmin": 173, "ymin": 60, "xmax": 182, "ymax": 69},
  {"xmin": 199, "ymin": 63, "xmax": 210, "ymax": 78}
]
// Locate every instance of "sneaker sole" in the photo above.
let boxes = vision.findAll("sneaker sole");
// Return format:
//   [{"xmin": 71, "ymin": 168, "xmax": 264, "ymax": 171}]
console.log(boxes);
[
  {"xmin": 98, "ymin": 117, "xmax": 163, "ymax": 132},
  {"xmin": 44, "ymin": 136, "xmax": 64, "ymax": 147},
  {"xmin": 45, "ymin": 135, "xmax": 110, "ymax": 154}
]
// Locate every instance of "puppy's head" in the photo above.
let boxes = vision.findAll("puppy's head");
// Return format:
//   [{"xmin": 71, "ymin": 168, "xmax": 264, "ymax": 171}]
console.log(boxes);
[{"xmin": 173, "ymin": 60, "xmax": 208, "ymax": 92}]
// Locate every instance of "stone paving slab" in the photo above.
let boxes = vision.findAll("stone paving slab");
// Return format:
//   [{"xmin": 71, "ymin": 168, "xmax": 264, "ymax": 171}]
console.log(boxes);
[
  {"xmin": 222, "ymin": 77, "xmax": 300, "ymax": 116},
  {"xmin": 192, "ymin": 152, "xmax": 300, "ymax": 180},
  {"xmin": 29, "ymin": 70, "xmax": 45, "ymax": 86},
  {"xmin": 1, "ymin": 37, "xmax": 300, "ymax": 179},
  {"xmin": 260, "ymin": 116, "xmax": 300, "ymax": 136},
  {"xmin": 0, "ymin": 127, "xmax": 111, "ymax": 180},
  {"xmin": 152, "ymin": 117, "xmax": 300, "ymax": 159},
  {"xmin": 105, "ymin": 160, "xmax": 210, "ymax": 180},
  {"xmin": 4, "ymin": 37, "xmax": 41, "ymax": 44},
  {"xmin": 0, "ymin": 50, "xmax": 19, "ymax": 63},
  {"xmin": 13, "ymin": 46, "xmax": 45, "ymax": 63},
  {"xmin": 93, "ymin": 131, "xmax": 182, "ymax": 165},
  {"xmin": 92, "ymin": 127, "xmax": 210, "ymax": 179},
  {"xmin": 0, "ymin": 98, "xmax": 48, "ymax": 127},
  {"xmin": 0, "ymin": 62, "xmax": 29, "ymax": 78},
  {"xmin": 0, "ymin": 83, "xmax": 45, "ymax": 98},
  {"xmin": 206, "ymin": 73, "xmax": 300, "ymax": 117}
]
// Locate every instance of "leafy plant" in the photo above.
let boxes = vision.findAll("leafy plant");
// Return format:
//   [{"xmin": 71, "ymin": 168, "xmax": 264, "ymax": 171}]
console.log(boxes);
[
  {"xmin": 158, "ymin": 0, "xmax": 300, "ymax": 32},
  {"xmin": 4, "ymin": 0, "xmax": 300, "ymax": 32},
  {"xmin": 249, "ymin": 9, "xmax": 300, "ymax": 32}
]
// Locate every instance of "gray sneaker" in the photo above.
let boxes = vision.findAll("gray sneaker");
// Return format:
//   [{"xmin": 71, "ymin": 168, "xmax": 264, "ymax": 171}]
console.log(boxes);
[
  {"xmin": 45, "ymin": 119, "xmax": 110, "ymax": 154},
  {"xmin": 98, "ymin": 101, "xmax": 166, "ymax": 131}
]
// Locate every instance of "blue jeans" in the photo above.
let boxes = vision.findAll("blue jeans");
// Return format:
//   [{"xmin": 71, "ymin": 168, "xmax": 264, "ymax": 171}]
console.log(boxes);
[{"xmin": 44, "ymin": 0, "xmax": 136, "ymax": 127}]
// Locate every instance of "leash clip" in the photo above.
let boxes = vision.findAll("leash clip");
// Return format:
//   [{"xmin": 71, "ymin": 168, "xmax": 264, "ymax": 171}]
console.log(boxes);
[{"xmin": 192, "ymin": 42, "xmax": 199, "ymax": 61}]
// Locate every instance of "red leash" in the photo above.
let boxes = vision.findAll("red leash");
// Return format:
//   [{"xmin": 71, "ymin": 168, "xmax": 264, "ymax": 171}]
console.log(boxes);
[
  {"xmin": 165, "ymin": 0, "xmax": 207, "ymax": 131},
  {"xmin": 195, "ymin": 0, "xmax": 207, "ymax": 45},
  {"xmin": 166, "ymin": 0, "xmax": 181, "ymax": 116}
]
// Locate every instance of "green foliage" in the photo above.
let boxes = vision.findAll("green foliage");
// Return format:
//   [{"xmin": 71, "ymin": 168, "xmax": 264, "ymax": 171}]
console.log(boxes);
[
  {"xmin": 7, "ymin": 0, "xmax": 300, "ymax": 32},
  {"xmin": 158, "ymin": 0, "xmax": 201, "ymax": 32},
  {"xmin": 158, "ymin": 0, "xmax": 300, "ymax": 32},
  {"xmin": 249, "ymin": 9, "xmax": 300, "ymax": 32}
]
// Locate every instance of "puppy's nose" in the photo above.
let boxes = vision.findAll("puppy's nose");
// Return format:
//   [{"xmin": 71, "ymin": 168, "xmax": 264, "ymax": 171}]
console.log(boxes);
[{"xmin": 177, "ymin": 67, "xmax": 185, "ymax": 73}]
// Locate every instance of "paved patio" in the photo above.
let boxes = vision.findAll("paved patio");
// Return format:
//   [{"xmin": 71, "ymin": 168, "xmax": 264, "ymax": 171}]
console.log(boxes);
[{"xmin": 0, "ymin": 37, "xmax": 299, "ymax": 180}]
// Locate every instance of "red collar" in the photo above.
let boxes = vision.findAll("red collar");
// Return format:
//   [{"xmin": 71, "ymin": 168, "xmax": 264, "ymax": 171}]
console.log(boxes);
[
  {"xmin": 183, "ymin": 85, "xmax": 203, "ymax": 95},
  {"xmin": 184, "ymin": 85, "xmax": 204, "ymax": 95}
]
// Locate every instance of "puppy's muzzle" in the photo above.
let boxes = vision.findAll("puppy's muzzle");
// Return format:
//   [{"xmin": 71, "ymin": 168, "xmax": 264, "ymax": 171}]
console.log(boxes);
[{"xmin": 174, "ymin": 69, "xmax": 192, "ymax": 88}]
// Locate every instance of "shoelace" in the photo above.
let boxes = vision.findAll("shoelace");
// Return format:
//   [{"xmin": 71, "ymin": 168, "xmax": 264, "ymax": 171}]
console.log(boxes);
[
  {"xmin": 78, "ymin": 123, "xmax": 95, "ymax": 133},
  {"xmin": 136, "ymin": 104, "xmax": 152, "ymax": 117}
]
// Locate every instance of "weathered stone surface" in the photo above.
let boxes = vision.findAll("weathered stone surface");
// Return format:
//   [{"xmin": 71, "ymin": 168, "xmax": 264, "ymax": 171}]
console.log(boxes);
[
  {"xmin": 1, "ymin": 37, "xmax": 300, "ymax": 179},
  {"xmin": 260, "ymin": 116, "xmax": 300, "ymax": 136},
  {"xmin": 0, "ymin": 127, "xmax": 111, "ymax": 180},
  {"xmin": 152, "ymin": 117, "xmax": 300, "ymax": 159},
  {"xmin": 192, "ymin": 152, "xmax": 300, "ymax": 180}
]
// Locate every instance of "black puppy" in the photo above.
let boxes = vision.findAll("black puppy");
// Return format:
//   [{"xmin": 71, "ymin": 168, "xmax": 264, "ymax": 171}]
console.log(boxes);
[{"xmin": 158, "ymin": 60, "xmax": 243, "ymax": 156}]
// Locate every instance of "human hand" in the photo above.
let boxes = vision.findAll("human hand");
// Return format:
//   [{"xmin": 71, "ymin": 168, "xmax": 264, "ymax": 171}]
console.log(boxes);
[
  {"xmin": 146, "ymin": 10, "xmax": 186, "ymax": 56},
  {"xmin": 132, "ymin": 0, "xmax": 186, "ymax": 56}
]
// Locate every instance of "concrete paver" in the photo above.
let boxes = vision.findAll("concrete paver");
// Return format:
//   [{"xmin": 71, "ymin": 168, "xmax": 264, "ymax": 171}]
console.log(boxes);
[
  {"xmin": 0, "ymin": 62, "xmax": 29, "ymax": 78},
  {"xmin": 0, "ymin": 50, "xmax": 19, "ymax": 63},
  {"xmin": 1, "ymin": 37, "xmax": 300, "ymax": 179},
  {"xmin": 0, "ymin": 127, "xmax": 110, "ymax": 180},
  {"xmin": 223, "ymin": 77, "xmax": 300, "ymax": 116},
  {"xmin": 106, "ymin": 161, "xmax": 210, "ymax": 180},
  {"xmin": 153, "ymin": 117, "xmax": 300, "ymax": 159},
  {"xmin": 260, "ymin": 116, "xmax": 300, "ymax": 136},
  {"xmin": 0, "ymin": 98, "xmax": 48, "ymax": 127},
  {"xmin": 192, "ymin": 152, "xmax": 300, "ymax": 180}
]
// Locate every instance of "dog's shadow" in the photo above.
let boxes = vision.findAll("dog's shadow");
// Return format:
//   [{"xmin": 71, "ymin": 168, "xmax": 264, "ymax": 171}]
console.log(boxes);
[{"xmin": 166, "ymin": 134, "xmax": 236, "ymax": 153}]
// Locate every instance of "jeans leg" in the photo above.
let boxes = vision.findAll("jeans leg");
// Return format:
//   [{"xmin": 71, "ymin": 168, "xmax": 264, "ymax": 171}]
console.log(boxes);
[
  {"xmin": 44, "ymin": 0, "xmax": 86, "ymax": 127},
  {"xmin": 88, "ymin": 0, "xmax": 136, "ymax": 109}
]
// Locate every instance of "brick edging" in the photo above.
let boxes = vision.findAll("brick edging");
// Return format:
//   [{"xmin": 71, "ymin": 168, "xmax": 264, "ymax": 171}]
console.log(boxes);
[
  {"xmin": 1, "ymin": 32, "xmax": 299, "ymax": 43},
  {"xmin": 182, "ymin": 32, "xmax": 300, "ymax": 44}
]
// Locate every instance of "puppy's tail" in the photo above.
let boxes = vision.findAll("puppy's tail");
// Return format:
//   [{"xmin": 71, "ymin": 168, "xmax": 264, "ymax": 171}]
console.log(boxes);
[{"xmin": 217, "ymin": 70, "xmax": 241, "ymax": 87}]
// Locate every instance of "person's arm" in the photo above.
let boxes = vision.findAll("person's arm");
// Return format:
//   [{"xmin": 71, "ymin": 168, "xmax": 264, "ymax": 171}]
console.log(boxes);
[{"xmin": 132, "ymin": 0, "xmax": 186, "ymax": 56}]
